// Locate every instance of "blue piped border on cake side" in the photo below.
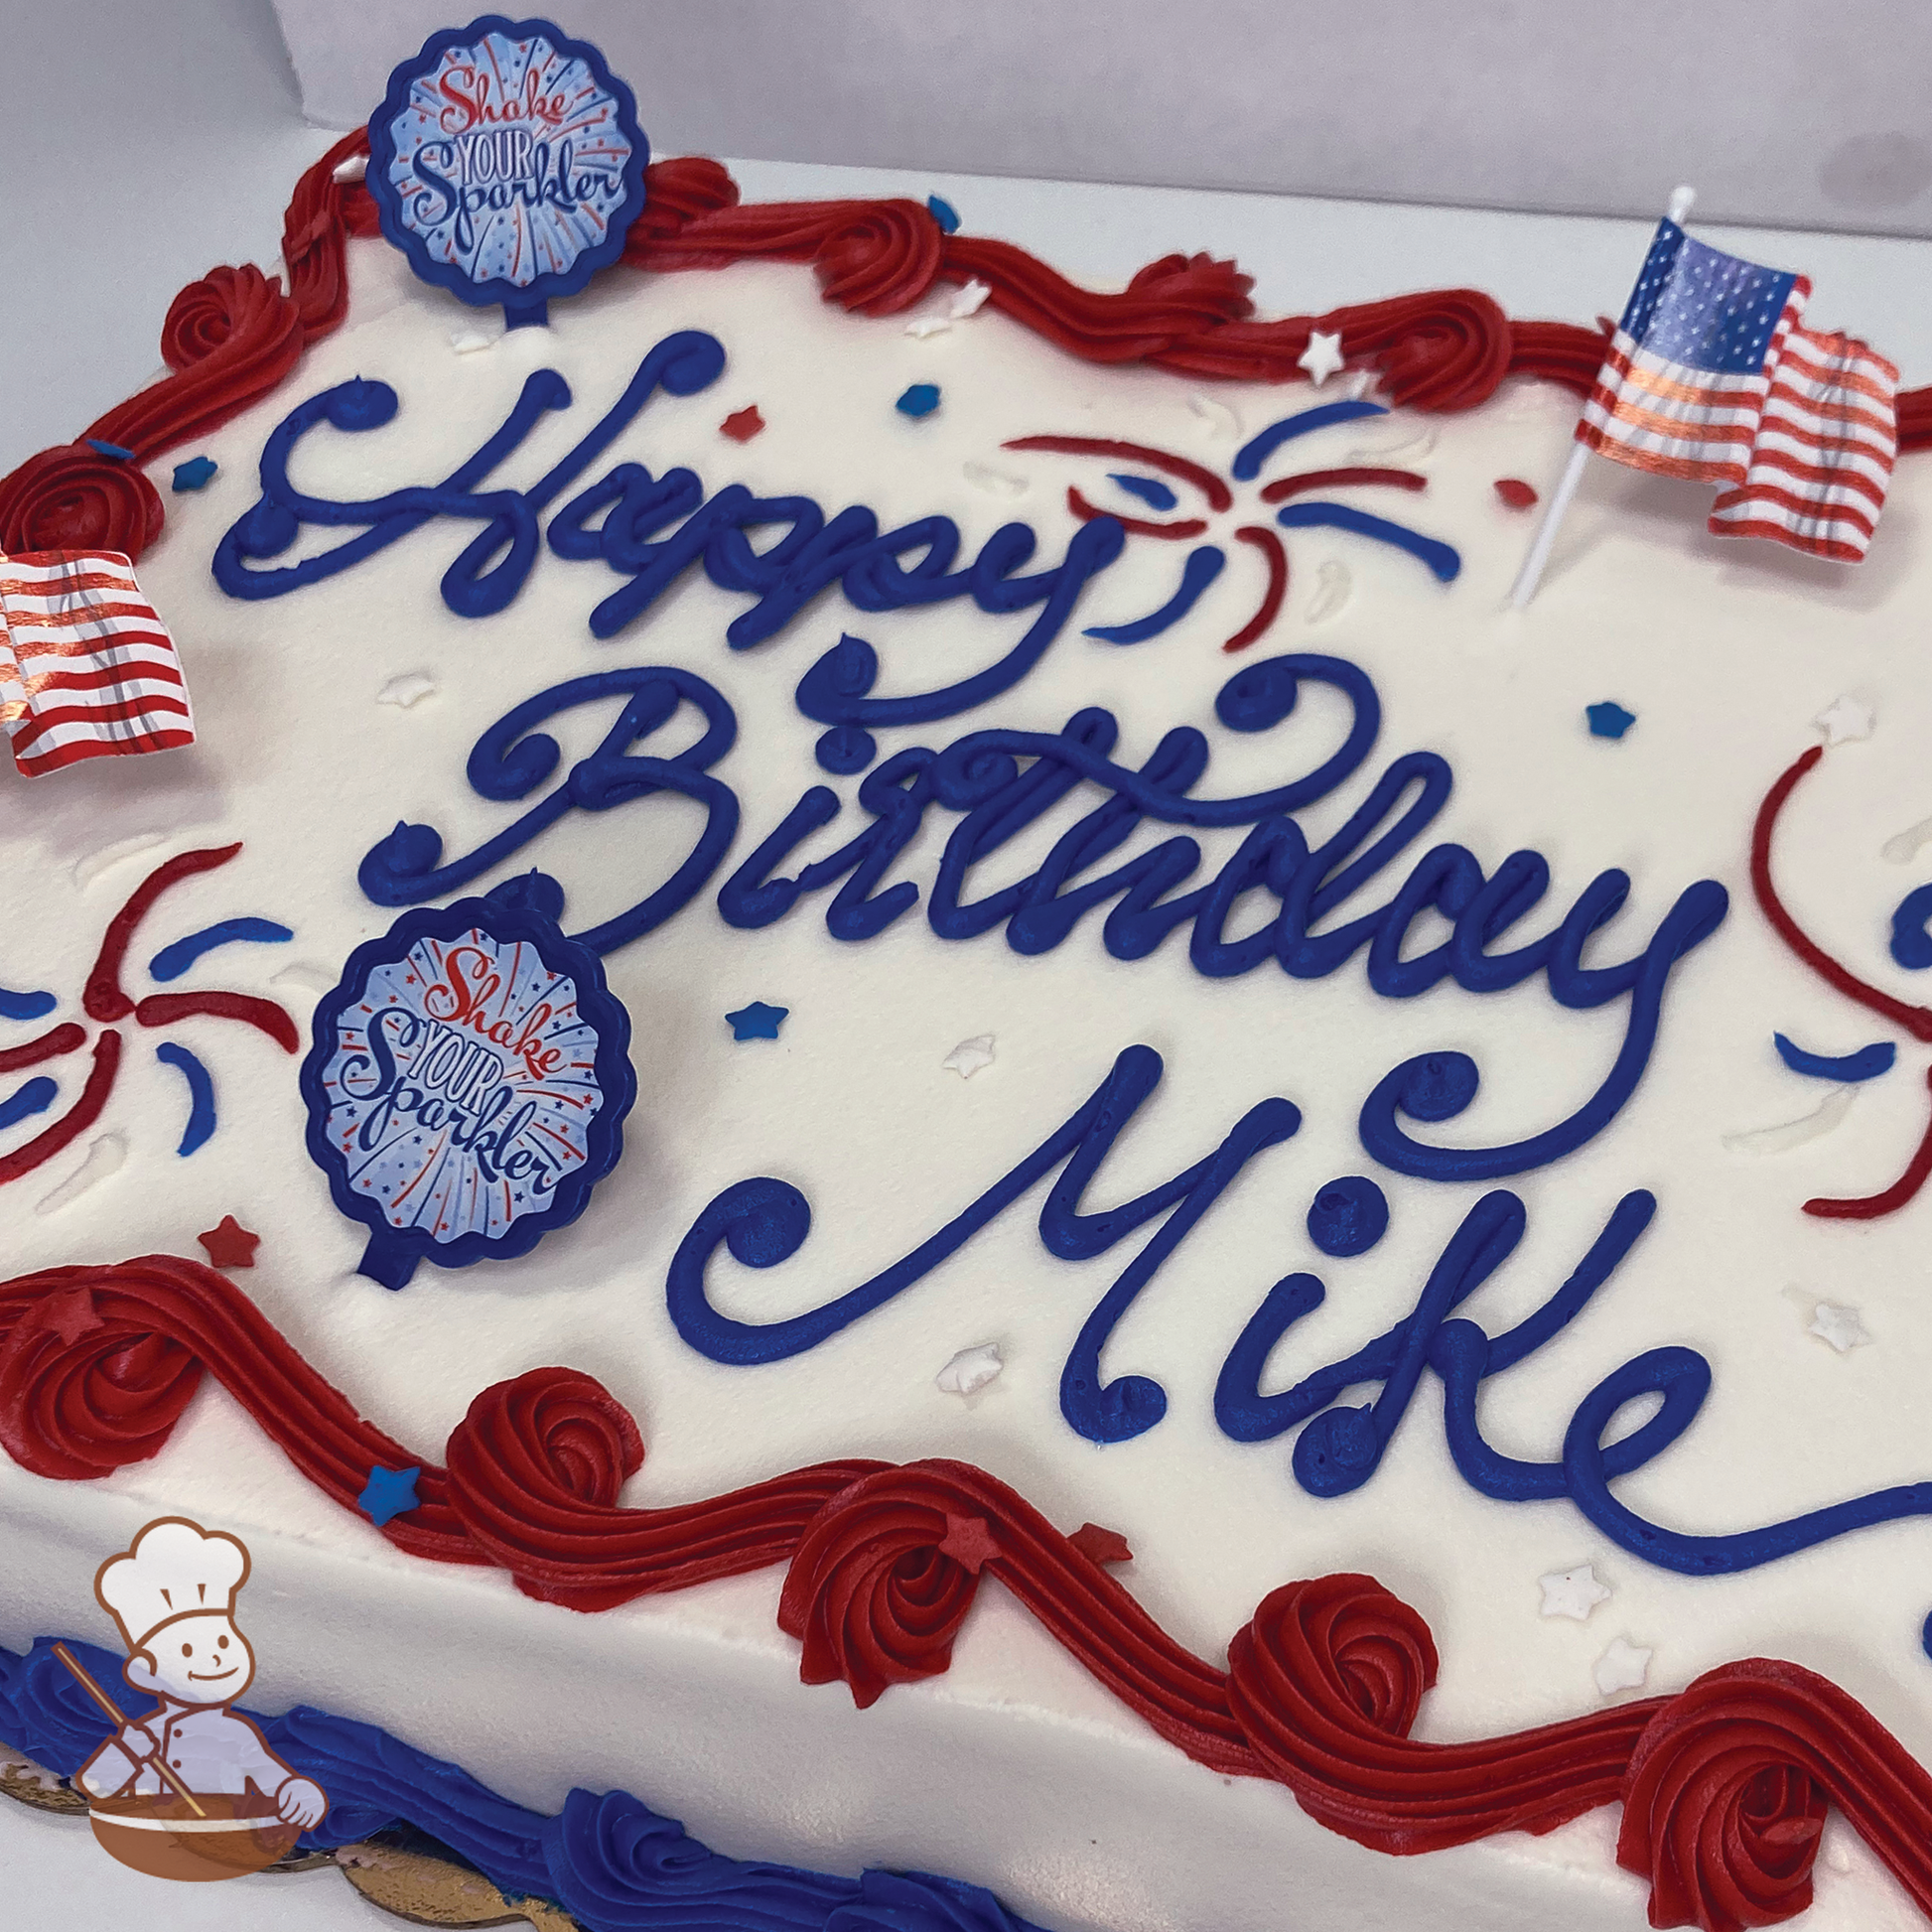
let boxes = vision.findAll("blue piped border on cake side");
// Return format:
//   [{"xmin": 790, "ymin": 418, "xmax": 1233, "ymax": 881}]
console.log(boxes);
[{"xmin": 0, "ymin": 1634, "xmax": 1048, "ymax": 1931}]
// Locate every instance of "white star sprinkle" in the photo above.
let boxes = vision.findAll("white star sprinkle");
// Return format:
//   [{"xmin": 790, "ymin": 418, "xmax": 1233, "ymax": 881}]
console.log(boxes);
[
  {"xmin": 962, "ymin": 462, "xmax": 1026, "ymax": 498},
  {"xmin": 377, "ymin": 673, "xmax": 437, "ymax": 709},
  {"xmin": 1306, "ymin": 559, "xmax": 1351, "ymax": 624},
  {"xmin": 1883, "ymin": 812, "xmax": 1932, "ymax": 864},
  {"xmin": 1298, "ymin": 330, "xmax": 1345, "ymax": 387},
  {"xmin": 904, "ymin": 316, "xmax": 952, "ymax": 340},
  {"xmin": 935, "ymin": 1341, "xmax": 1004, "ymax": 1396},
  {"xmin": 450, "ymin": 329, "xmax": 493, "ymax": 354},
  {"xmin": 1539, "ymin": 1564, "xmax": 1612, "ymax": 1621},
  {"xmin": 1809, "ymin": 1303, "xmax": 1871, "ymax": 1353},
  {"xmin": 1593, "ymin": 1637, "xmax": 1652, "ymax": 1697},
  {"xmin": 942, "ymin": 1034, "xmax": 996, "ymax": 1079},
  {"xmin": 948, "ymin": 280, "xmax": 992, "ymax": 320},
  {"xmin": 332, "ymin": 154, "xmax": 367, "ymax": 183},
  {"xmin": 1814, "ymin": 696, "xmax": 1874, "ymax": 747}
]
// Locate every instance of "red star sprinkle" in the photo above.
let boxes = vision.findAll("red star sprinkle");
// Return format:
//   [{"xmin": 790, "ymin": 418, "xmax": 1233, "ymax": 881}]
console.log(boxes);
[
  {"xmin": 721, "ymin": 405, "xmax": 766, "ymax": 444},
  {"xmin": 1067, "ymin": 1522, "xmax": 1134, "ymax": 1567},
  {"xmin": 198, "ymin": 1215, "xmax": 261, "ymax": 1269},
  {"xmin": 936, "ymin": 1513, "xmax": 1001, "ymax": 1574},
  {"xmin": 35, "ymin": 1287, "xmax": 102, "ymax": 1346},
  {"xmin": 1493, "ymin": 478, "xmax": 1539, "ymax": 510}
]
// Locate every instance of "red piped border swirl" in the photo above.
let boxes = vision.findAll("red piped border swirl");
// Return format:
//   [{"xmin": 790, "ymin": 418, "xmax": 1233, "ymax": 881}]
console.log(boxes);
[
  {"xmin": 5, "ymin": 1258, "xmax": 1932, "ymax": 1929},
  {"xmin": 7, "ymin": 130, "xmax": 1929, "ymax": 566}
]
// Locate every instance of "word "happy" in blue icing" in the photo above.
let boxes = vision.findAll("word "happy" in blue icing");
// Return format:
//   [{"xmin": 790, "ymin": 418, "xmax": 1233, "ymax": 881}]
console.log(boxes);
[
  {"xmin": 370, "ymin": 648, "xmax": 1725, "ymax": 1181},
  {"xmin": 213, "ymin": 330, "xmax": 1124, "ymax": 733}
]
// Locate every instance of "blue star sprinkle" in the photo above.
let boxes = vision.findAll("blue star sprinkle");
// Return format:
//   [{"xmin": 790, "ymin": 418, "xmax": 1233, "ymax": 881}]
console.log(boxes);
[
  {"xmin": 1108, "ymin": 473, "xmax": 1178, "ymax": 511},
  {"xmin": 1587, "ymin": 701, "xmax": 1636, "ymax": 741},
  {"xmin": 84, "ymin": 438, "xmax": 136, "ymax": 462},
  {"xmin": 357, "ymin": 1464, "xmax": 421, "ymax": 1528},
  {"xmin": 896, "ymin": 383, "xmax": 941, "ymax": 420},
  {"xmin": 727, "ymin": 1001, "xmax": 788, "ymax": 1041},
  {"xmin": 172, "ymin": 455, "xmax": 218, "ymax": 491},
  {"xmin": 925, "ymin": 194, "xmax": 961, "ymax": 233}
]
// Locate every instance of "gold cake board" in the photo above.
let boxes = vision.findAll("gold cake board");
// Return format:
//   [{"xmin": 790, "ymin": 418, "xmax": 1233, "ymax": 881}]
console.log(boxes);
[{"xmin": 0, "ymin": 1744, "xmax": 581, "ymax": 1930}]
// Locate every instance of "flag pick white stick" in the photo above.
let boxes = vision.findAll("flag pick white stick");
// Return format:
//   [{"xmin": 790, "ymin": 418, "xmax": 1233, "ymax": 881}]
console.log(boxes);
[{"xmin": 1508, "ymin": 186, "xmax": 1697, "ymax": 612}]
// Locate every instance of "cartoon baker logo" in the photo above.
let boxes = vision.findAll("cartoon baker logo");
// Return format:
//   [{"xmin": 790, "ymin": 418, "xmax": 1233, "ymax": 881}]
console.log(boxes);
[{"xmin": 59, "ymin": 1517, "xmax": 328, "ymax": 1881}]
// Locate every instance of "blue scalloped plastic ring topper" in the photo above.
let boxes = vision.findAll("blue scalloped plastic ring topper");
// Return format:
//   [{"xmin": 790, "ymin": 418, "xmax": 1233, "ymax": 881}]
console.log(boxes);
[
  {"xmin": 299, "ymin": 894, "xmax": 636, "ymax": 1289},
  {"xmin": 364, "ymin": 16, "xmax": 650, "ymax": 330}
]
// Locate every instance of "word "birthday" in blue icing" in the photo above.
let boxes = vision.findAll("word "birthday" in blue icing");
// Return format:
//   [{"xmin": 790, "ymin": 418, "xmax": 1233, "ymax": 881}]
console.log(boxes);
[
  {"xmin": 368, "ymin": 649, "xmax": 1725, "ymax": 1181},
  {"xmin": 213, "ymin": 330, "xmax": 1124, "ymax": 732}
]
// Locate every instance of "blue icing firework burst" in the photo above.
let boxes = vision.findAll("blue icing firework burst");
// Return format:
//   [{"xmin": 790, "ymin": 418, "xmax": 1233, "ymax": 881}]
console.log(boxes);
[{"xmin": 300, "ymin": 896, "xmax": 635, "ymax": 1288}]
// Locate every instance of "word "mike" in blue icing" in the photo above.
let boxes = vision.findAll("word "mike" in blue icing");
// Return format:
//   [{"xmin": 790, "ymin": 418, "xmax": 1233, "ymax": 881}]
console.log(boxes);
[
  {"xmin": 675, "ymin": 1061, "xmax": 1932, "ymax": 1575},
  {"xmin": 670, "ymin": 1045, "xmax": 1300, "ymax": 1444},
  {"xmin": 1227, "ymin": 1183, "xmax": 1932, "ymax": 1574},
  {"xmin": 212, "ymin": 330, "xmax": 1125, "ymax": 731}
]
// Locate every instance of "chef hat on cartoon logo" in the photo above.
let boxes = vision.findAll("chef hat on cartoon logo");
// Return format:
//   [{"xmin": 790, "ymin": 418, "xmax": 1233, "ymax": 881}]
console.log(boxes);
[{"xmin": 95, "ymin": 1517, "xmax": 249, "ymax": 1653}]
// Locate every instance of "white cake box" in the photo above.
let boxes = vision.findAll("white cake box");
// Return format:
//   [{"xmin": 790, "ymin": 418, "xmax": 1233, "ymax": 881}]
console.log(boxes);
[{"xmin": 270, "ymin": 0, "xmax": 1932, "ymax": 236}]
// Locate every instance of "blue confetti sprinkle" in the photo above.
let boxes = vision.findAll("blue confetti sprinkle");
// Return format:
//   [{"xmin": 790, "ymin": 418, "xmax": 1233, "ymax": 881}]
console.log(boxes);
[
  {"xmin": 155, "ymin": 1041, "xmax": 217, "ymax": 1156},
  {"xmin": 0, "ymin": 1078, "xmax": 58, "ymax": 1134},
  {"xmin": 171, "ymin": 455, "xmax": 218, "ymax": 492},
  {"xmin": 727, "ymin": 1001, "xmax": 788, "ymax": 1041},
  {"xmin": 149, "ymin": 917, "xmax": 293, "ymax": 983},
  {"xmin": 1276, "ymin": 501, "xmax": 1460, "ymax": 583},
  {"xmin": 1107, "ymin": 473, "xmax": 1177, "ymax": 511},
  {"xmin": 84, "ymin": 439, "xmax": 135, "ymax": 462},
  {"xmin": 1892, "ymin": 884, "xmax": 1932, "ymax": 969},
  {"xmin": 925, "ymin": 195, "xmax": 961, "ymax": 233},
  {"xmin": 1587, "ymin": 701, "xmax": 1636, "ymax": 740},
  {"xmin": 1232, "ymin": 400, "xmax": 1389, "ymax": 482},
  {"xmin": 896, "ymin": 383, "xmax": 941, "ymax": 420},
  {"xmin": 357, "ymin": 1464, "xmax": 421, "ymax": 1528},
  {"xmin": 1085, "ymin": 546, "xmax": 1226, "ymax": 644},
  {"xmin": 1773, "ymin": 1034, "xmax": 1896, "ymax": 1083},
  {"xmin": 0, "ymin": 987, "xmax": 56, "ymax": 1023}
]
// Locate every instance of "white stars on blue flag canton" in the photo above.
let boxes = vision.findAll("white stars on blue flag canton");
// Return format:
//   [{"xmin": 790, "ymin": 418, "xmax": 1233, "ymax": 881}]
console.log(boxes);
[{"xmin": 1615, "ymin": 219, "xmax": 1799, "ymax": 375}]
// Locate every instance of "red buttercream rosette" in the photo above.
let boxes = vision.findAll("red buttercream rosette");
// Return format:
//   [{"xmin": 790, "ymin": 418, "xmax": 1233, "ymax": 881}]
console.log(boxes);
[
  {"xmin": 0, "ymin": 1269, "xmax": 202, "ymax": 1479},
  {"xmin": 812, "ymin": 200, "xmax": 947, "ymax": 316},
  {"xmin": 777, "ymin": 1463, "xmax": 989, "ymax": 1707},
  {"xmin": 1618, "ymin": 1659, "xmax": 1932, "ymax": 1932},
  {"xmin": 0, "ymin": 444, "xmax": 164, "ymax": 558},
  {"xmin": 1226, "ymin": 1574, "xmax": 1662, "ymax": 1856},
  {"xmin": 443, "ymin": 1365, "xmax": 884, "ymax": 1612}
]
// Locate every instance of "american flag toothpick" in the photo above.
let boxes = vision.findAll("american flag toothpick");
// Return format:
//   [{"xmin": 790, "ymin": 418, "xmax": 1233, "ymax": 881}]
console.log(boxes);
[
  {"xmin": 1511, "ymin": 185, "xmax": 1898, "ymax": 609},
  {"xmin": 0, "ymin": 549, "xmax": 195, "ymax": 776}
]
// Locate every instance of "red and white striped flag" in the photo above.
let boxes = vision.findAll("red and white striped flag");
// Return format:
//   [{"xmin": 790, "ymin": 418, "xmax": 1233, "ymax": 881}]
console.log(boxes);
[
  {"xmin": 1707, "ymin": 327, "xmax": 1898, "ymax": 563},
  {"xmin": 0, "ymin": 549, "xmax": 195, "ymax": 777}
]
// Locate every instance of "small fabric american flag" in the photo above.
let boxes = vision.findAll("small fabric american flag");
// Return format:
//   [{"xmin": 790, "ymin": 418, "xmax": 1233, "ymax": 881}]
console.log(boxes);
[
  {"xmin": 1577, "ymin": 219, "xmax": 1896, "ymax": 562},
  {"xmin": 0, "ymin": 549, "xmax": 195, "ymax": 777}
]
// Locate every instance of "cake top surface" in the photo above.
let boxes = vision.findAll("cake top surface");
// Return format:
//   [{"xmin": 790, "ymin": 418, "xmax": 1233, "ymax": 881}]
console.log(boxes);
[{"xmin": 9, "ymin": 108, "xmax": 1932, "ymax": 1929}]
